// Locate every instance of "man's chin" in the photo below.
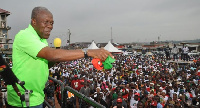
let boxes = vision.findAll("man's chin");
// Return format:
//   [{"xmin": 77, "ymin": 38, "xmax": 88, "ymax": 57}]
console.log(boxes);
[{"xmin": 43, "ymin": 35, "xmax": 50, "ymax": 39}]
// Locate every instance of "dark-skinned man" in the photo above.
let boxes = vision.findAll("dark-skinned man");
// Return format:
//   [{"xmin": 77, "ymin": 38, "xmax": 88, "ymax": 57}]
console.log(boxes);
[{"xmin": 7, "ymin": 6, "xmax": 112, "ymax": 108}]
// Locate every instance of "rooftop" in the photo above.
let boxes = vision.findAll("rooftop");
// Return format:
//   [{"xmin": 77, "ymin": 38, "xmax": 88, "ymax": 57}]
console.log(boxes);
[{"xmin": 0, "ymin": 8, "xmax": 10, "ymax": 15}]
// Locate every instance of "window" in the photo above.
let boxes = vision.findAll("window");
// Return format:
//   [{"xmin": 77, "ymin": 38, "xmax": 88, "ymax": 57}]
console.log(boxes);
[
  {"xmin": 1, "ymin": 21, "xmax": 6, "ymax": 28},
  {"xmin": 1, "ymin": 15, "xmax": 5, "ymax": 20}
]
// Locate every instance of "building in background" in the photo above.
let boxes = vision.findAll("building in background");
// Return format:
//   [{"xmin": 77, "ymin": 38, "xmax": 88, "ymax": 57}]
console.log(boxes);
[
  {"xmin": 0, "ymin": 8, "xmax": 12, "ymax": 62},
  {"xmin": 0, "ymin": 8, "xmax": 11, "ymax": 50}
]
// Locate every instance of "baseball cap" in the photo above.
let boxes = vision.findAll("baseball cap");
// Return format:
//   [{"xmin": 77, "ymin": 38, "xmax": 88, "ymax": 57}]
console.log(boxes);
[
  {"xmin": 49, "ymin": 80, "xmax": 53, "ymax": 83},
  {"xmin": 117, "ymin": 98, "xmax": 122, "ymax": 103},
  {"xmin": 80, "ymin": 80, "xmax": 84, "ymax": 82},
  {"xmin": 135, "ymin": 92, "xmax": 140, "ymax": 96}
]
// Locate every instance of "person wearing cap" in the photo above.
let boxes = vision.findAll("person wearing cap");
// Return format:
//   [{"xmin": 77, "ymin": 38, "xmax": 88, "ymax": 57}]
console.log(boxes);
[
  {"xmin": 113, "ymin": 98, "xmax": 124, "ymax": 108},
  {"xmin": 93, "ymin": 87, "xmax": 108, "ymax": 108},
  {"xmin": 168, "ymin": 83, "xmax": 174, "ymax": 98},
  {"xmin": 155, "ymin": 95, "xmax": 163, "ymax": 108},
  {"xmin": 145, "ymin": 81, "xmax": 151, "ymax": 92},
  {"xmin": 158, "ymin": 90, "xmax": 168, "ymax": 106},
  {"xmin": 150, "ymin": 96, "xmax": 157, "ymax": 108},
  {"xmin": 104, "ymin": 87, "xmax": 112, "ymax": 108},
  {"xmin": 172, "ymin": 92, "xmax": 178, "ymax": 102},
  {"xmin": 79, "ymin": 80, "xmax": 90, "ymax": 108},
  {"xmin": 44, "ymin": 80, "xmax": 55, "ymax": 108},
  {"xmin": 79, "ymin": 77, "xmax": 85, "ymax": 89},
  {"xmin": 79, "ymin": 80, "xmax": 90, "ymax": 97},
  {"xmin": 130, "ymin": 92, "xmax": 140, "ymax": 108},
  {"xmin": 112, "ymin": 92, "xmax": 127, "ymax": 108},
  {"xmin": 112, "ymin": 87, "xmax": 121, "ymax": 100},
  {"xmin": 71, "ymin": 75, "xmax": 81, "ymax": 91}
]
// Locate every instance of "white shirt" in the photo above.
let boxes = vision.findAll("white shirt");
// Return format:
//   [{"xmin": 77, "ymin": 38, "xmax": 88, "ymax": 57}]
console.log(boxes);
[
  {"xmin": 169, "ymin": 89, "xmax": 174, "ymax": 98},
  {"xmin": 49, "ymin": 67, "xmax": 55, "ymax": 74},
  {"xmin": 130, "ymin": 95, "xmax": 138, "ymax": 108},
  {"xmin": 183, "ymin": 47, "xmax": 189, "ymax": 54},
  {"xmin": 172, "ymin": 47, "xmax": 179, "ymax": 54}
]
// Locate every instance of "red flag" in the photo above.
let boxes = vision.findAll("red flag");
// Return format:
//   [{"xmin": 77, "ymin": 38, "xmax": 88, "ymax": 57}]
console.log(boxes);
[{"xmin": 92, "ymin": 58, "xmax": 103, "ymax": 70}]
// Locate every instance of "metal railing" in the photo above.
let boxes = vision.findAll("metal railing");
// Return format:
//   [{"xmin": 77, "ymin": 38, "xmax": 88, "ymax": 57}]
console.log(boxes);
[
  {"xmin": 48, "ymin": 76, "xmax": 106, "ymax": 108},
  {"xmin": 0, "ymin": 77, "xmax": 105, "ymax": 108}
]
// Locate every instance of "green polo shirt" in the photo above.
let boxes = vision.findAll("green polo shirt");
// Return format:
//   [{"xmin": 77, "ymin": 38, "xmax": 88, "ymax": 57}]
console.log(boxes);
[{"xmin": 7, "ymin": 24, "xmax": 49, "ymax": 107}]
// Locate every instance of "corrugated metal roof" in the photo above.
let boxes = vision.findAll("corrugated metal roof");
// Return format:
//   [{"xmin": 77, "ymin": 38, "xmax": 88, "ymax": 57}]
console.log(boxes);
[{"xmin": 0, "ymin": 8, "xmax": 10, "ymax": 15}]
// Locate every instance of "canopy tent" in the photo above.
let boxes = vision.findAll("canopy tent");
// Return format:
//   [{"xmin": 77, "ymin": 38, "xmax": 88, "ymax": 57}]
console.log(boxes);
[
  {"xmin": 87, "ymin": 41, "xmax": 99, "ymax": 49},
  {"xmin": 145, "ymin": 52, "xmax": 153, "ymax": 56},
  {"xmin": 104, "ymin": 41, "xmax": 122, "ymax": 53}
]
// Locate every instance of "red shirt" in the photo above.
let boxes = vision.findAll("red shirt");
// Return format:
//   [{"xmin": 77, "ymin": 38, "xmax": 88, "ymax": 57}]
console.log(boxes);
[
  {"xmin": 56, "ymin": 86, "xmax": 61, "ymax": 100},
  {"xmin": 151, "ymin": 100, "xmax": 157, "ymax": 106},
  {"xmin": 71, "ymin": 79, "xmax": 81, "ymax": 91},
  {"xmin": 146, "ymin": 86, "xmax": 150, "ymax": 92}
]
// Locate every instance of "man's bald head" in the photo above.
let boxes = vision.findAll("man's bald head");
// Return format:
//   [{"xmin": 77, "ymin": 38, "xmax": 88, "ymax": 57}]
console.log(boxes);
[{"xmin": 31, "ymin": 6, "xmax": 51, "ymax": 19}]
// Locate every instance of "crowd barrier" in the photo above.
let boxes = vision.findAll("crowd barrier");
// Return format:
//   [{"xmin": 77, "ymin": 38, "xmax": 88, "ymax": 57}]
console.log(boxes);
[{"xmin": 48, "ymin": 76, "xmax": 106, "ymax": 108}]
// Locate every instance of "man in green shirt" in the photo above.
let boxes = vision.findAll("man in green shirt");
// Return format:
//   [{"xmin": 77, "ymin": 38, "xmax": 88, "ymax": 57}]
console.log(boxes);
[{"xmin": 7, "ymin": 6, "xmax": 112, "ymax": 108}]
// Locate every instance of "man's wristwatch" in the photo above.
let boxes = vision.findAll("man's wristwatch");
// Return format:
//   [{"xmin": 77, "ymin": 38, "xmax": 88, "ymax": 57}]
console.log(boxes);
[{"xmin": 82, "ymin": 48, "xmax": 88, "ymax": 58}]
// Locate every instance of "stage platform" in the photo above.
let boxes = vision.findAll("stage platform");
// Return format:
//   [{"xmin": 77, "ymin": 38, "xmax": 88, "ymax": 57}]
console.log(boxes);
[{"xmin": 167, "ymin": 59, "xmax": 194, "ymax": 64}]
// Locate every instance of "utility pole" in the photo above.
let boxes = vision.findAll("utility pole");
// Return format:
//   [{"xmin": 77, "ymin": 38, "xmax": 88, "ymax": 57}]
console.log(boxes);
[
  {"xmin": 111, "ymin": 27, "xmax": 113, "ymax": 43},
  {"xmin": 158, "ymin": 35, "xmax": 161, "ymax": 44},
  {"xmin": 68, "ymin": 29, "xmax": 71, "ymax": 45}
]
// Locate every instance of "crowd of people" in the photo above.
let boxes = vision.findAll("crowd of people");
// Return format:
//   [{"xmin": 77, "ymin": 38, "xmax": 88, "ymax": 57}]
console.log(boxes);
[
  {"xmin": 0, "ymin": 46, "xmax": 199, "ymax": 108},
  {"xmin": 45, "ymin": 50, "xmax": 200, "ymax": 108}
]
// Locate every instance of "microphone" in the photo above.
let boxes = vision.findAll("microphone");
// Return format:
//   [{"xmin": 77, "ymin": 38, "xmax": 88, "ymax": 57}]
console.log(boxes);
[
  {"xmin": 0, "ymin": 56, "xmax": 33, "ymax": 107},
  {"xmin": 0, "ymin": 56, "xmax": 18, "ymax": 85}
]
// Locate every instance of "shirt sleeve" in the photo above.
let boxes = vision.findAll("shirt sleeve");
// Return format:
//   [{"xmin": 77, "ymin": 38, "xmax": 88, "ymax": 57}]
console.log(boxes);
[{"xmin": 14, "ymin": 30, "xmax": 48, "ymax": 59}]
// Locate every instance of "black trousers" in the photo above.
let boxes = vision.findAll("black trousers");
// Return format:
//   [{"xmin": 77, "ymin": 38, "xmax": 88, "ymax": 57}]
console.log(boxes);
[{"xmin": 183, "ymin": 53, "xmax": 189, "ymax": 61}]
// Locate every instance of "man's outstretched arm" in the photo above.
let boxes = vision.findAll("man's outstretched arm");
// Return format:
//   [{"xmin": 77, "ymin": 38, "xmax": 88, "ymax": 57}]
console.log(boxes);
[{"xmin": 37, "ymin": 46, "xmax": 113, "ymax": 62}]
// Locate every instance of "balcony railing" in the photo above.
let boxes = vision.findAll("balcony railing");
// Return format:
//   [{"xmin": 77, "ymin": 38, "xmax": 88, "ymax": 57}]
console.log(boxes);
[{"xmin": 48, "ymin": 76, "xmax": 106, "ymax": 108}]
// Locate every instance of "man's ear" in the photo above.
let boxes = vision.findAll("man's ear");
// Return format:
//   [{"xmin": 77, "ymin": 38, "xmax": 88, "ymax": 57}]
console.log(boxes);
[{"xmin": 31, "ymin": 18, "xmax": 36, "ymax": 25}]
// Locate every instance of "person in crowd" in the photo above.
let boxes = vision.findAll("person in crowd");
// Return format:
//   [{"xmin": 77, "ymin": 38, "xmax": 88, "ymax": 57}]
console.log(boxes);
[
  {"xmin": 7, "ymin": 6, "xmax": 112, "ymax": 108},
  {"xmin": 181, "ymin": 44, "xmax": 184, "ymax": 60},
  {"xmin": 183, "ymin": 45, "xmax": 189, "ymax": 61},
  {"xmin": 156, "ymin": 96, "xmax": 163, "ymax": 108},
  {"xmin": 44, "ymin": 80, "xmax": 55, "ymax": 108},
  {"xmin": 0, "ymin": 79, "xmax": 7, "ymax": 108},
  {"xmin": 55, "ymin": 81, "xmax": 62, "ymax": 106},
  {"xmin": 79, "ymin": 80, "xmax": 90, "ymax": 108},
  {"xmin": 93, "ymin": 87, "xmax": 107, "ymax": 107},
  {"xmin": 171, "ymin": 44, "xmax": 179, "ymax": 61},
  {"xmin": 71, "ymin": 75, "xmax": 81, "ymax": 91},
  {"xmin": 52, "ymin": 69, "xmax": 60, "ymax": 80},
  {"xmin": 113, "ymin": 98, "xmax": 124, "ymax": 108},
  {"xmin": 165, "ymin": 45, "xmax": 171, "ymax": 60},
  {"xmin": 130, "ymin": 92, "xmax": 139, "ymax": 108},
  {"xmin": 112, "ymin": 92, "xmax": 127, "ymax": 108}
]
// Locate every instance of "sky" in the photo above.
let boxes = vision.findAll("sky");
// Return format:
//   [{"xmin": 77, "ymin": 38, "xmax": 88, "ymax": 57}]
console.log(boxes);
[{"xmin": 1, "ymin": 0, "xmax": 200, "ymax": 45}]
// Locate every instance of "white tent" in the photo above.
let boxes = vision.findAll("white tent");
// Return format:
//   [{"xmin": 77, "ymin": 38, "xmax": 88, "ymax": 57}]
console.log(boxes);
[
  {"xmin": 145, "ymin": 52, "xmax": 153, "ymax": 56},
  {"xmin": 104, "ymin": 41, "xmax": 122, "ymax": 52},
  {"xmin": 87, "ymin": 41, "xmax": 99, "ymax": 49}
]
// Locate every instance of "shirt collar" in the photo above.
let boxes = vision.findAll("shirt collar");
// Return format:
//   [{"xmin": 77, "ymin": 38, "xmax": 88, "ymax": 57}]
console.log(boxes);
[{"xmin": 28, "ymin": 24, "xmax": 47, "ymax": 42}]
